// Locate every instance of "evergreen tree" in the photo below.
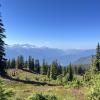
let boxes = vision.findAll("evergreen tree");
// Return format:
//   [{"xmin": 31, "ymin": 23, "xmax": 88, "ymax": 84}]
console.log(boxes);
[
  {"xmin": 20, "ymin": 55, "xmax": 24, "ymax": 69},
  {"xmin": 28, "ymin": 56, "xmax": 34, "ymax": 71},
  {"xmin": 24, "ymin": 60, "xmax": 28, "ymax": 69},
  {"xmin": 95, "ymin": 43, "xmax": 100, "ymax": 72},
  {"xmin": 34, "ymin": 59, "xmax": 40, "ymax": 73},
  {"xmin": 96, "ymin": 43, "xmax": 100, "ymax": 59},
  {"xmin": 57, "ymin": 64, "xmax": 62, "ymax": 75},
  {"xmin": 31, "ymin": 58, "xmax": 34, "ymax": 71},
  {"xmin": 28, "ymin": 56, "xmax": 32, "ymax": 70},
  {"xmin": 50, "ymin": 60, "xmax": 58, "ymax": 80},
  {"xmin": 47, "ymin": 66, "xmax": 50, "ymax": 78},
  {"xmin": 68, "ymin": 63, "xmax": 74, "ymax": 81},
  {"xmin": 11, "ymin": 58, "xmax": 16, "ymax": 68},
  {"xmin": 0, "ymin": 15, "xmax": 6, "ymax": 75},
  {"xmin": 17, "ymin": 55, "xmax": 24, "ymax": 69},
  {"xmin": 41, "ymin": 59, "xmax": 47, "ymax": 75},
  {"xmin": 77, "ymin": 65, "xmax": 85, "ymax": 75},
  {"xmin": 6, "ymin": 59, "xmax": 11, "ymax": 69}
]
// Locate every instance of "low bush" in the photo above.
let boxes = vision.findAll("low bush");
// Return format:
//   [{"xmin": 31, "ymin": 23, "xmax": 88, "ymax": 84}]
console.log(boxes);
[
  {"xmin": 0, "ymin": 80, "xmax": 14, "ymax": 100},
  {"xmin": 29, "ymin": 93, "xmax": 57, "ymax": 100},
  {"xmin": 88, "ymin": 74, "xmax": 100, "ymax": 100}
]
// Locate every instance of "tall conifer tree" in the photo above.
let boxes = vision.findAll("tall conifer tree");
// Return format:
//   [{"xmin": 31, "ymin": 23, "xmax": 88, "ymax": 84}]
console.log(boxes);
[
  {"xmin": 50, "ymin": 60, "xmax": 58, "ymax": 80},
  {"xmin": 11, "ymin": 58, "xmax": 16, "ymax": 68},
  {"xmin": 68, "ymin": 63, "xmax": 74, "ymax": 81},
  {"xmin": 95, "ymin": 43, "xmax": 100, "ymax": 71},
  {"xmin": 0, "ymin": 9, "xmax": 6, "ymax": 75},
  {"xmin": 41, "ymin": 59, "xmax": 47, "ymax": 75}
]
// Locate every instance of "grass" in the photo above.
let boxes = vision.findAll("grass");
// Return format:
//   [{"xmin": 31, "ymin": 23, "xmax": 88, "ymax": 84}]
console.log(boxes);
[{"xmin": 0, "ymin": 69, "xmax": 89, "ymax": 100}]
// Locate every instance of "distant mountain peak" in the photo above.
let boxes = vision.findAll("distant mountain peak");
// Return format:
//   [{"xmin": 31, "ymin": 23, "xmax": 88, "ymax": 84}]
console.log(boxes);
[
  {"xmin": 7, "ymin": 44, "xmax": 51, "ymax": 49},
  {"xmin": 5, "ymin": 44, "xmax": 96, "ymax": 65},
  {"xmin": 7, "ymin": 44, "xmax": 37, "ymax": 48}
]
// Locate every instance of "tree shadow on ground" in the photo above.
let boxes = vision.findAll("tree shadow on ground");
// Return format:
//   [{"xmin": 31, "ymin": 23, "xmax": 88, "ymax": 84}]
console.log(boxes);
[
  {"xmin": 21, "ymin": 68, "xmax": 37, "ymax": 74},
  {"xmin": 21, "ymin": 68, "xmax": 34, "ymax": 73},
  {"xmin": 1, "ymin": 74, "xmax": 55, "ymax": 86}
]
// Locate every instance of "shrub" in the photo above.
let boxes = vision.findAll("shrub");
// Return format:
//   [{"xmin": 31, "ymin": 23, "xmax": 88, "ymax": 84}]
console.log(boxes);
[
  {"xmin": 35, "ymin": 77, "xmax": 39, "ymax": 81},
  {"xmin": 29, "ymin": 93, "xmax": 57, "ymax": 100},
  {"xmin": 88, "ymin": 74, "xmax": 100, "ymax": 100},
  {"xmin": 89, "ymin": 87, "xmax": 100, "ymax": 100},
  {"xmin": 47, "ymin": 95, "xmax": 57, "ymax": 100},
  {"xmin": 74, "ymin": 80, "xmax": 83, "ymax": 88},
  {"xmin": 0, "ymin": 80, "xmax": 14, "ymax": 100}
]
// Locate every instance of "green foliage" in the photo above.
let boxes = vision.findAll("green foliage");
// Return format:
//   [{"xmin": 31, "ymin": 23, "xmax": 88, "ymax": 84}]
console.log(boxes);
[
  {"xmin": 88, "ymin": 74, "xmax": 100, "ymax": 100},
  {"xmin": 95, "ymin": 43, "xmax": 100, "ymax": 72},
  {"xmin": 24, "ymin": 60, "xmax": 28, "ymax": 68},
  {"xmin": 29, "ymin": 93, "xmax": 47, "ymax": 100},
  {"xmin": 11, "ymin": 58, "xmax": 16, "ymax": 68},
  {"xmin": 34, "ymin": 59, "xmax": 40, "ymax": 73},
  {"xmin": 28, "ymin": 56, "xmax": 34, "ymax": 71},
  {"xmin": 47, "ymin": 66, "xmax": 50, "ymax": 78},
  {"xmin": 48, "ymin": 95, "xmax": 57, "ymax": 100},
  {"xmin": 50, "ymin": 61, "xmax": 58, "ymax": 80},
  {"xmin": 68, "ymin": 63, "xmax": 74, "ymax": 81},
  {"xmin": 73, "ymin": 64, "xmax": 88, "ymax": 75},
  {"xmin": 77, "ymin": 66, "xmax": 85, "ymax": 75},
  {"xmin": 96, "ymin": 43, "xmax": 100, "ymax": 60},
  {"xmin": 83, "ymin": 67, "xmax": 94, "ymax": 82},
  {"xmin": 57, "ymin": 75, "xmax": 63, "ymax": 85},
  {"xmin": 41, "ymin": 59, "xmax": 48, "ymax": 75},
  {"xmin": 74, "ymin": 80, "xmax": 83, "ymax": 88},
  {"xmin": 0, "ymin": 80, "xmax": 14, "ymax": 100},
  {"xmin": 17, "ymin": 55, "xmax": 24, "ymax": 69},
  {"xmin": 64, "ymin": 79, "xmax": 84, "ymax": 89},
  {"xmin": 0, "ymin": 16, "xmax": 6, "ymax": 75},
  {"xmin": 89, "ymin": 87, "xmax": 100, "ymax": 100},
  {"xmin": 95, "ymin": 59, "xmax": 100, "ymax": 72},
  {"xmin": 6, "ymin": 59, "xmax": 11, "ymax": 69},
  {"xmin": 57, "ymin": 65, "xmax": 62, "ymax": 75},
  {"xmin": 29, "ymin": 93, "xmax": 57, "ymax": 100},
  {"xmin": 83, "ymin": 44, "xmax": 100, "ymax": 99}
]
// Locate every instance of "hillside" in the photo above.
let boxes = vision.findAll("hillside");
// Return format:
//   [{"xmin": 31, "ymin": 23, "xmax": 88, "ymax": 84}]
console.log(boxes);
[
  {"xmin": 74, "ymin": 56, "xmax": 92, "ymax": 64},
  {"xmin": 0, "ymin": 69, "xmax": 88, "ymax": 100}
]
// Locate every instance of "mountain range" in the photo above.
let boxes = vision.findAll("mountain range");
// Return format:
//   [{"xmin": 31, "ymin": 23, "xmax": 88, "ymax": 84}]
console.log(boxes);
[{"xmin": 5, "ymin": 44, "xmax": 96, "ymax": 65}]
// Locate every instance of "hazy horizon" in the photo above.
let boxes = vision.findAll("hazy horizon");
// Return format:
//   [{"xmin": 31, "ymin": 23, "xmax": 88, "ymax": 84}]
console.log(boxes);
[{"xmin": 6, "ymin": 43, "xmax": 96, "ymax": 50}]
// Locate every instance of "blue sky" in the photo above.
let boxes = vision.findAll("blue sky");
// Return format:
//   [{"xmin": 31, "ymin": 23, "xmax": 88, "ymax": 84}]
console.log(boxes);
[{"xmin": 1, "ymin": 0, "xmax": 100, "ymax": 49}]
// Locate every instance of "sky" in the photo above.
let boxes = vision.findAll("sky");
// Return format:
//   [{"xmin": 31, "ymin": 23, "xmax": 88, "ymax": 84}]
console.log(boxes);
[{"xmin": 1, "ymin": 0, "xmax": 100, "ymax": 49}]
